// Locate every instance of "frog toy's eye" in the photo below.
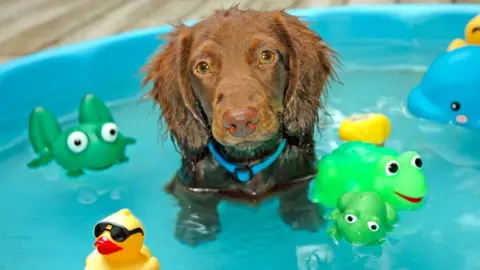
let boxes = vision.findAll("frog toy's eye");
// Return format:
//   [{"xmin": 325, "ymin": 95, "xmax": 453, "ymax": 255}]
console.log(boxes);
[
  {"xmin": 367, "ymin": 221, "xmax": 380, "ymax": 232},
  {"xmin": 344, "ymin": 214, "xmax": 358, "ymax": 224},
  {"xmin": 411, "ymin": 155, "xmax": 422, "ymax": 169},
  {"xmin": 385, "ymin": 160, "xmax": 399, "ymax": 176},
  {"xmin": 67, "ymin": 131, "xmax": 89, "ymax": 153},
  {"xmin": 101, "ymin": 123, "xmax": 118, "ymax": 143}
]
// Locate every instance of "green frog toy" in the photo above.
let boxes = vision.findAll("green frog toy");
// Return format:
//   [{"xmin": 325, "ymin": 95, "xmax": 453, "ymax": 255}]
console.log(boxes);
[
  {"xmin": 312, "ymin": 141, "xmax": 427, "ymax": 211},
  {"xmin": 327, "ymin": 191, "xmax": 398, "ymax": 246},
  {"xmin": 27, "ymin": 94, "xmax": 136, "ymax": 177}
]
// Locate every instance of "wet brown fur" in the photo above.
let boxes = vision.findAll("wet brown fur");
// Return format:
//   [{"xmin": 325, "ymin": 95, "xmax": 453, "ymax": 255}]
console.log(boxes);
[{"xmin": 143, "ymin": 6, "xmax": 336, "ymax": 246}]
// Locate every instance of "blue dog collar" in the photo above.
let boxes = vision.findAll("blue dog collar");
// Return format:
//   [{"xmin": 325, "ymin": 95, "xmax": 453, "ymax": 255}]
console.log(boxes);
[{"xmin": 207, "ymin": 139, "xmax": 287, "ymax": 182}]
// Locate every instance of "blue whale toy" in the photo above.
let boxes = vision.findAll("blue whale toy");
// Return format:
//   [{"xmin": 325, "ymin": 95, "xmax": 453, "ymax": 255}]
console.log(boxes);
[{"xmin": 407, "ymin": 46, "xmax": 480, "ymax": 131}]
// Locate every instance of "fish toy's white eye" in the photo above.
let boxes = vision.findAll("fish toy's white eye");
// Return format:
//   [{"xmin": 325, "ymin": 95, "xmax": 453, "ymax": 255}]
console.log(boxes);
[
  {"xmin": 67, "ymin": 131, "xmax": 89, "ymax": 153},
  {"xmin": 345, "ymin": 214, "xmax": 358, "ymax": 224},
  {"xmin": 411, "ymin": 155, "xmax": 423, "ymax": 169},
  {"xmin": 385, "ymin": 160, "xmax": 400, "ymax": 176},
  {"xmin": 101, "ymin": 123, "xmax": 118, "ymax": 143},
  {"xmin": 368, "ymin": 221, "xmax": 380, "ymax": 232}
]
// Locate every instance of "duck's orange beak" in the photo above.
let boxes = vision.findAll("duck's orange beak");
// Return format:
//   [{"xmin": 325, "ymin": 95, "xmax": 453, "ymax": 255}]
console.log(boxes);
[{"xmin": 94, "ymin": 236, "xmax": 123, "ymax": 255}]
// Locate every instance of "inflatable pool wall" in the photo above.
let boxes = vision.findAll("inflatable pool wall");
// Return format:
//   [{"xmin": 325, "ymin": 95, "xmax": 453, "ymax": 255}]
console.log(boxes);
[{"xmin": 1, "ymin": 5, "xmax": 480, "ymax": 150}]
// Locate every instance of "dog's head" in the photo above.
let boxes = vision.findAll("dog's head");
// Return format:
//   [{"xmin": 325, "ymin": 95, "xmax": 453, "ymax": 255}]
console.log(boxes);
[{"xmin": 144, "ymin": 7, "xmax": 336, "ymax": 156}]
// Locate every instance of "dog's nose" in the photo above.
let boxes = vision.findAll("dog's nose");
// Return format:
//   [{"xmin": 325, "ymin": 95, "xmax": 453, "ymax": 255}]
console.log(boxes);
[{"xmin": 222, "ymin": 107, "xmax": 259, "ymax": 137}]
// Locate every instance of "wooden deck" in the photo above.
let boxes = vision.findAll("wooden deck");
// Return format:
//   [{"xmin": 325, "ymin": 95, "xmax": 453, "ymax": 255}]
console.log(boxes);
[{"xmin": 0, "ymin": 0, "xmax": 478, "ymax": 64}]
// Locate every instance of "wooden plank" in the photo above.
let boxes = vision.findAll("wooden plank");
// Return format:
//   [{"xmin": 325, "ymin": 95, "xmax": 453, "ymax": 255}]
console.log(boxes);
[
  {"xmin": 56, "ymin": 0, "xmax": 167, "ymax": 46},
  {"xmin": 183, "ymin": 0, "xmax": 247, "ymax": 21},
  {"xmin": 0, "ymin": 0, "xmax": 50, "ymax": 22},
  {"xmin": 118, "ymin": 0, "xmax": 187, "ymax": 31},
  {"xmin": 0, "ymin": 56, "xmax": 14, "ymax": 64},
  {"xmin": 399, "ymin": 0, "xmax": 451, "ymax": 2},
  {"xmin": 247, "ymin": 0, "xmax": 303, "ymax": 10},
  {"xmin": 167, "ymin": 0, "xmax": 322, "ymax": 26},
  {"xmin": 0, "ymin": 0, "xmax": 88, "ymax": 48},
  {"xmin": 0, "ymin": 0, "xmax": 470, "ymax": 61},
  {"xmin": 0, "ymin": 0, "xmax": 131, "ymax": 55},
  {"xmin": 301, "ymin": 0, "xmax": 346, "ymax": 7},
  {"xmin": 127, "ymin": 0, "xmax": 206, "ymax": 30},
  {"xmin": 182, "ymin": 0, "xmax": 308, "ymax": 22},
  {"xmin": 0, "ymin": 0, "xmax": 16, "ymax": 6},
  {"xmin": 347, "ymin": 0, "xmax": 393, "ymax": 4}
]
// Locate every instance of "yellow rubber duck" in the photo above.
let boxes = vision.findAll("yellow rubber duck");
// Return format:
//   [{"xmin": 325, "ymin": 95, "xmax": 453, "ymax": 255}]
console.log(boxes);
[
  {"xmin": 338, "ymin": 113, "xmax": 391, "ymax": 146},
  {"xmin": 447, "ymin": 14, "xmax": 480, "ymax": 52},
  {"xmin": 85, "ymin": 209, "xmax": 160, "ymax": 270}
]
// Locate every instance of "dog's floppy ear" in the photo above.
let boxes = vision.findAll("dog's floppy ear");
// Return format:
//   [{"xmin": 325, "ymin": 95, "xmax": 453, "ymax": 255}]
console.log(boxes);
[
  {"xmin": 273, "ymin": 12, "xmax": 337, "ymax": 138},
  {"xmin": 143, "ymin": 24, "xmax": 209, "ymax": 153}
]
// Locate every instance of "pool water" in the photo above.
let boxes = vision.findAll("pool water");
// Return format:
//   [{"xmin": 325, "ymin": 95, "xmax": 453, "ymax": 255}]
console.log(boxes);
[{"xmin": 2, "ymin": 59, "xmax": 480, "ymax": 270}]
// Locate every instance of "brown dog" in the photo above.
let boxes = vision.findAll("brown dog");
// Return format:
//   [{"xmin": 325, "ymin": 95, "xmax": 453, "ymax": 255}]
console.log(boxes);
[{"xmin": 143, "ymin": 6, "xmax": 336, "ymax": 246}]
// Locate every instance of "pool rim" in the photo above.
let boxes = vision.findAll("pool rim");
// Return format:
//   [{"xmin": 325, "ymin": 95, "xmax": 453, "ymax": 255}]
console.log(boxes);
[{"xmin": 1, "ymin": 3, "xmax": 480, "ymax": 73}]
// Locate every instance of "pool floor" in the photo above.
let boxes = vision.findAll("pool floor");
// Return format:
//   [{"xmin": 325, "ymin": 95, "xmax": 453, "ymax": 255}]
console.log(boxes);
[{"xmin": 1, "ymin": 67, "xmax": 480, "ymax": 270}]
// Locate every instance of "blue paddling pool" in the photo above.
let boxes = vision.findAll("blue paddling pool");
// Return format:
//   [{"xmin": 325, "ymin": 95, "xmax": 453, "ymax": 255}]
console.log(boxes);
[{"xmin": 1, "ymin": 4, "xmax": 480, "ymax": 270}]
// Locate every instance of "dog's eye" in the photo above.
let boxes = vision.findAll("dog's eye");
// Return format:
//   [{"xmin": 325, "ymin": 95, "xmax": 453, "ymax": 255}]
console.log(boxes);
[
  {"xmin": 195, "ymin": 61, "xmax": 211, "ymax": 75},
  {"xmin": 259, "ymin": 50, "xmax": 275, "ymax": 64}
]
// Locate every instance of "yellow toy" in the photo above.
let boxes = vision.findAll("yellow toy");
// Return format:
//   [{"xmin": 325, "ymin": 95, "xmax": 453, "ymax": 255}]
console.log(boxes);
[
  {"xmin": 447, "ymin": 14, "xmax": 480, "ymax": 52},
  {"xmin": 338, "ymin": 113, "xmax": 391, "ymax": 146},
  {"xmin": 85, "ymin": 209, "xmax": 160, "ymax": 270}
]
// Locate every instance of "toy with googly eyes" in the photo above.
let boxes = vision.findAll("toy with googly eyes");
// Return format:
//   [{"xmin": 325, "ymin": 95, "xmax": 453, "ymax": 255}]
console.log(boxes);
[
  {"xmin": 312, "ymin": 141, "xmax": 427, "ymax": 211},
  {"xmin": 27, "ymin": 94, "xmax": 136, "ymax": 177},
  {"xmin": 407, "ymin": 46, "xmax": 480, "ymax": 130},
  {"xmin": 327, "ymin": 191, "xmax": 398, "ymax": 246}
]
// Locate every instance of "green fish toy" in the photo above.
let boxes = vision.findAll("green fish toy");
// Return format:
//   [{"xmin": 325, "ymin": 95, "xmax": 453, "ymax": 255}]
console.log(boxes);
[{"xmin": 27, "ymin": 94, "xmax": 136, "ymax": 177}]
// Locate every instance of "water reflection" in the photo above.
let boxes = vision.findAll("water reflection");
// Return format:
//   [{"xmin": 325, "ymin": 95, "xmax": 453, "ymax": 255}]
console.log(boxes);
[{"xmin": 296, "ymin": 244, "xmax": 334, "ymax": 270}]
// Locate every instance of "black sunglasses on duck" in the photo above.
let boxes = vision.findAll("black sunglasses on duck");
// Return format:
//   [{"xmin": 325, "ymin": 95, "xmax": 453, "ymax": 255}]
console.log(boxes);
[{"xmin": 94, "ymin": 222, "xmax": 144, "ymax": 242}]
